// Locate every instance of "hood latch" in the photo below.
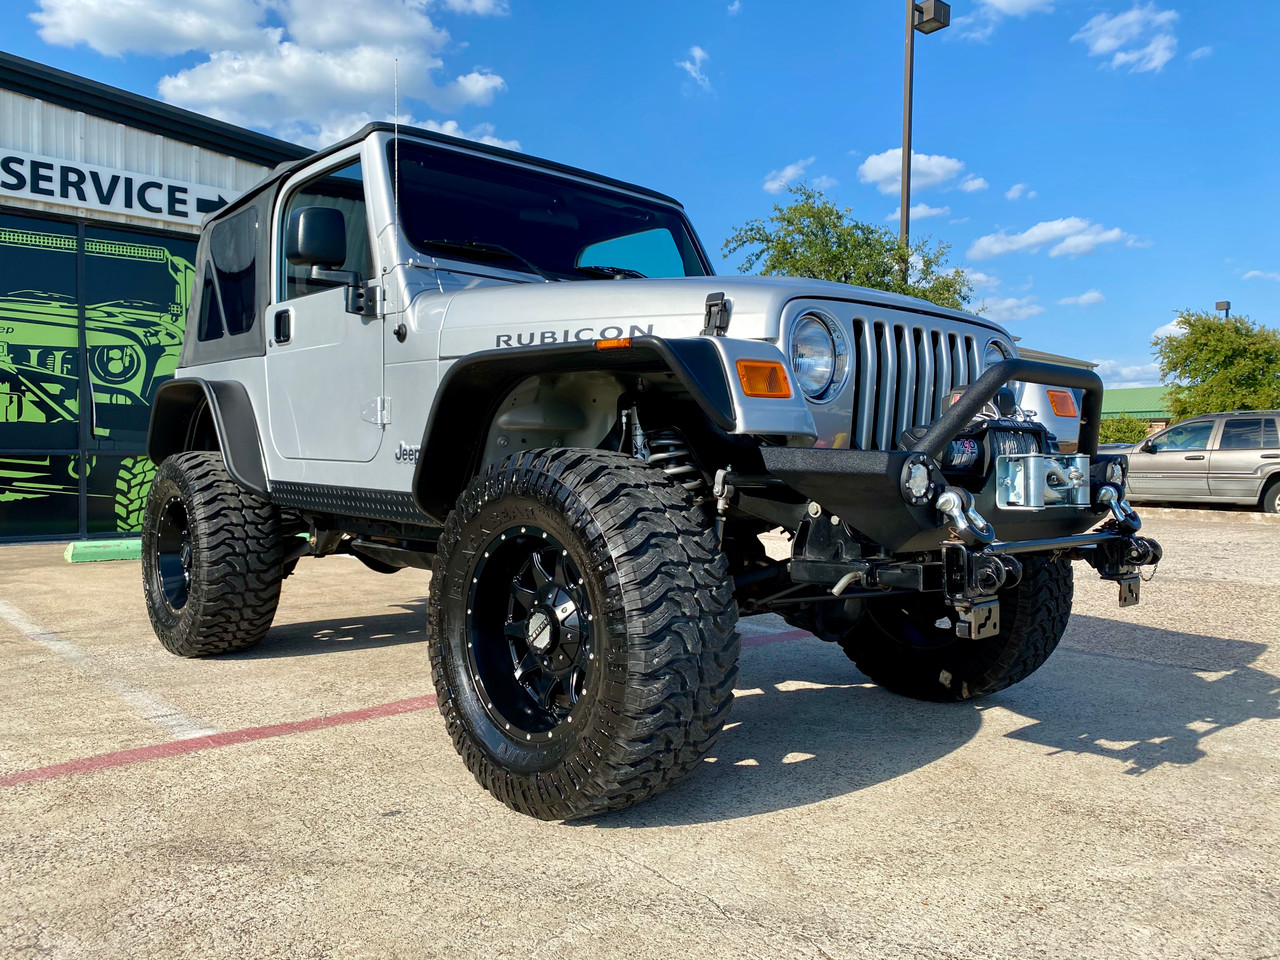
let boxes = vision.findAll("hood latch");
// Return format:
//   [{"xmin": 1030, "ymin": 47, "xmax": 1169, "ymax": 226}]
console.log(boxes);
[{"xmin": 702, "ymin": 292, "xmax": 730, "ymax": 336}]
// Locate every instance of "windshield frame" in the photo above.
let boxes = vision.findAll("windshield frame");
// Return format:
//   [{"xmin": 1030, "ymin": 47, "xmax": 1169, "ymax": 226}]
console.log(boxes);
[{"xmin": 386, "ymin": 139, "xmax": 714, "ymax": 282}]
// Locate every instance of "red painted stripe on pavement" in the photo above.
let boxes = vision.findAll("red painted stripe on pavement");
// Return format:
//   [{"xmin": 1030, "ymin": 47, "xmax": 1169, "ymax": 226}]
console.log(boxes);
[
  {"xmin": 1, "ymin": 694, "xmax": 436, "ymax": 789},
  {"xmin": 3, "ymin": 627, "xmax": 811, "ymax": 790}
]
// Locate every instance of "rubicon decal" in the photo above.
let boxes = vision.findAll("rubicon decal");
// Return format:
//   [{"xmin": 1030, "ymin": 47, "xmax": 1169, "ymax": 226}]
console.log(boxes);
[
  {"xmin": 495, "ymin": 323, "xmax": 654, "ymax": 348},
  {"xmin": 0, "ymin": 150, "xmax": 238, "ymax": 226}
]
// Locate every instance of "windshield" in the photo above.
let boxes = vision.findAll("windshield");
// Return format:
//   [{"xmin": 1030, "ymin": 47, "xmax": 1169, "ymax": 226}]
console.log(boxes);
[{"xmin": 390, "ymin": 142, "xmax": 710, "ymax": 280}]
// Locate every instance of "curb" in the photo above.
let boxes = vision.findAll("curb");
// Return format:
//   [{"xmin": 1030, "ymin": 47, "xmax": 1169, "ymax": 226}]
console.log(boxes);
[
  {"xmin": 64, "ymin": 539, "xmax": 143, "ymax": 563},
  {"xmin": 1132, "ymin": 507, "xmax": 1280, "ymax": 525}
]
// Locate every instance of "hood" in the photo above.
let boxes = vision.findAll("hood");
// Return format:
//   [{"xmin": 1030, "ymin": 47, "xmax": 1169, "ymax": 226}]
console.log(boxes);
[{"xmin": 435, "ymin": 275, "xmax": 1007, "ymax": 359}]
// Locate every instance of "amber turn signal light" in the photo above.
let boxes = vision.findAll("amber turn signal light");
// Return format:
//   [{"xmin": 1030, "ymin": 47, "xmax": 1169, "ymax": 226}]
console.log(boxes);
[
  {"xmin": 595, "ymin": 337, "xmax": 632, "ymax": 350},
  {"xmin": 1047, "ymin": 389, "xmax": 1079, "ymax": 417},
  {"xmin": 736, "ymin": 359, "xmax": 791, "ymax": 398}
]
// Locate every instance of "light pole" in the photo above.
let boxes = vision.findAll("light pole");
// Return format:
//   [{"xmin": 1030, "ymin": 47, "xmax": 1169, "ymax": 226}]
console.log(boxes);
[{"xmin": 900, "ymin": 0, "xmax": 951, "ymax": 259}]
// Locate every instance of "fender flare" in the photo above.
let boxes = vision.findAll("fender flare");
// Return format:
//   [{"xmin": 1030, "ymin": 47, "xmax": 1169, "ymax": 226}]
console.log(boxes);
[
  {"xmin": 412, "ymin": 336, "xmax": 735, "ymax": 521},
  {"xmin": 146, "ymin": 377, "xmax": 270, "ymax": 497}
]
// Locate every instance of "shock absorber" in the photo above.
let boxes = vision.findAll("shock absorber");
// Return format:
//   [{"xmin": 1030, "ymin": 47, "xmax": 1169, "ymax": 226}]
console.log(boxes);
[{"xmin": 647, "ymin": 430, "xmax": 705, "ymax": 496}]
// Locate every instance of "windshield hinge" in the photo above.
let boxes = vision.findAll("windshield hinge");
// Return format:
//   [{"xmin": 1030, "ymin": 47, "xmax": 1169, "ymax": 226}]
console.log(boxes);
[
  {"xmin": 361, "ymin": 396, "xmax": 392, "ymax": 426},
  {"xmin": 702, "ymin": 291, "xmax": 730, "ymax": 336}
]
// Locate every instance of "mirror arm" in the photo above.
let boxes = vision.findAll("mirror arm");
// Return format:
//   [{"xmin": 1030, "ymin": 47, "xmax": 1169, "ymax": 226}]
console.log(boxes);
[{"xmin": 309, "ymin": 265, "xmax": 367, "ymax": 315}]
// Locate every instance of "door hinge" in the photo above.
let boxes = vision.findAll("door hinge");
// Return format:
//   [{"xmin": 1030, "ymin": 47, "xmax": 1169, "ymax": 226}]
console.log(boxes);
[
  {"xmin": 702, "ymin": 291, "xmax": 730, "ymax": 336},
  {"xmin": 362, "ymin": 396, "xmax": 392, "ymax": 425},
  {"xmin": 371, "ymin": 284, "xmax": 387, "ymax": 319}
]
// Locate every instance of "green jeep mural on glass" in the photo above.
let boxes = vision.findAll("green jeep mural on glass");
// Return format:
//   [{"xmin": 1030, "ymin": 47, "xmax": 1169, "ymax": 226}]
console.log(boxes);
[{"xmin": 0, "ymin": 220, "xmax": 194, "ymax": 536}]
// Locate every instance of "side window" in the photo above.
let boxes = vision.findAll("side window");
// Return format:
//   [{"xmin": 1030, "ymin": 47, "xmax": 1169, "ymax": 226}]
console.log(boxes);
[
  {"xmin": 1220, "ymin": 417, "xmax": 1279, "ymax": 449},
  {"xmin": 209, "ymin": 207, "xmax": 257, "ymax": 335},
  {"xmin": 1150, "ymin": 421, "xmax": 1214, "ymax": 452},
  {"xmin": 196, "ymin": 263, "xmax": 223, "ymax": 342},
  {"xmin": 281, "ymin": 160, "xmax": 371, "ymax": 300}
]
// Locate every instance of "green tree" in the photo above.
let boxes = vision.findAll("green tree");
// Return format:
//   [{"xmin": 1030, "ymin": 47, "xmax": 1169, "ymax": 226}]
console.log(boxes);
[
  {"xmin": 722, "ymin": 184, "xmax": 973, "ymax": 310},
  {"xmin": 1099, "ymin": 413, "xmax": 1151, "ymax": 445},
  {"xmin": 1154, "ymin": 310, "xmax": 1280, "ymax": 419}
]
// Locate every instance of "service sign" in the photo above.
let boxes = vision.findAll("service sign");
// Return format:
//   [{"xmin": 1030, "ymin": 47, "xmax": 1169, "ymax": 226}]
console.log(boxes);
[{"xmin": 0, "ymin": 150, "xmax": 239, "ymax": 227}]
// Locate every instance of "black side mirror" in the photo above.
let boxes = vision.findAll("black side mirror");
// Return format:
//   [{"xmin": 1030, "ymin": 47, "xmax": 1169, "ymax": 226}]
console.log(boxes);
[
  {"xmin": 284, "ymin": 206, "xmax": 366, "ymax": 314},
  {"xmin": 1139, "ymin": 438, "xmax": 1154, "ymax": 453},
  {"xmin": 286, "ymin": 206, "xmax": 346, "ymax": 267}
]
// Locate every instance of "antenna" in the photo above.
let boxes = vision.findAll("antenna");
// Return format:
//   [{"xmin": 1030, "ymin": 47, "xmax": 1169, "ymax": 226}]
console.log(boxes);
[{"xmin": 393, "ymin": 57, "xmax": 400, "ymax": 237}]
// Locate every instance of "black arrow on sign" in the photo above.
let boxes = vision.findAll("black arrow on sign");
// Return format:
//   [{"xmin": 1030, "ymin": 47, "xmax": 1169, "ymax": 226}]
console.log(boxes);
[{"xmin": 196, "ymin": 194, "xmax": 229, "ymax": 214}]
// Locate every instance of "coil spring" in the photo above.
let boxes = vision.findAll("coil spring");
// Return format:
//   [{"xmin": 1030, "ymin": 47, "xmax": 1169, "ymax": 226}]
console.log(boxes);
[{"xmin": 647, "ymin": 430, "xmax": 706, "ymax": 498}]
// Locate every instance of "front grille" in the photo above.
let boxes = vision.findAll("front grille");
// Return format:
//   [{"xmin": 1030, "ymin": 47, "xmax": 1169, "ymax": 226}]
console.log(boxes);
[{"xmin": 849, "ymin": 319, "xmax": 982, "ymax": 450}]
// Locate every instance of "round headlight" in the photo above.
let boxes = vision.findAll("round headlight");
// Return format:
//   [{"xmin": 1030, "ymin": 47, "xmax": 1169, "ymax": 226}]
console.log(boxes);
[
  {"xmin": 790, "ymin": 313, "xmax": 847, "ymax": 402},
  {"xmin": 984, "ymin": 339, "xmax": 1008, "ymax": 370}
]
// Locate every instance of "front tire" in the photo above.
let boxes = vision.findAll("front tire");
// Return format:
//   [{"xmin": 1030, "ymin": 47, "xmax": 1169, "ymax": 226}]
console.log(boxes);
[
  {"xmin": 141, "ymin": 451, "xmax": 284, "ymax": 657},
  {"xmin": 428, "ymin": 449, "xmax": 740, "ymax": 820},
  {"xmin": 839, "ymin": 556, "xmax": 1073, "ymax": 701},
  {"xmin": 1262, "ymin": 478, "xmax": 1280, "ymax": 514}
]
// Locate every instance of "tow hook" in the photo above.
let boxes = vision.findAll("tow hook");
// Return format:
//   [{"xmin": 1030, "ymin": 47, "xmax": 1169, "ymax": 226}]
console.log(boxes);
[
  {"xmin": 1096, "ymin": 484, "xmax": 1141, "ymax": 533},
  {"xmin": 1082, "ymin": 528, "xmax": 1162, "ymax": 607},
  {"xmin": 935, "ymin": 486, "xmax": 995, "ymax": 546}
]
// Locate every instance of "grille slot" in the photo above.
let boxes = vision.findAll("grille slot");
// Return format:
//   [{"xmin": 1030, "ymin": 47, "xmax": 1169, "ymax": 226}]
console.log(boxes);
[{"xmin": 849, "ymin": 319, "xmax": 982, "ymax": 450}]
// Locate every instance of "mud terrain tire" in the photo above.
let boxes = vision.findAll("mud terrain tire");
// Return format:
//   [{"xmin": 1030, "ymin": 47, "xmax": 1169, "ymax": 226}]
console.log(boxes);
[
  {"xmin": 428, "ymin": 449, "xmax": 740, "ymax": 820},
  {"xmin": 840, "ymin": 556, "xmax": 1073, "ymax": 701},
  {"xmin": 141, "ymin": 451, "xmax": 284, "ymax": 657}
]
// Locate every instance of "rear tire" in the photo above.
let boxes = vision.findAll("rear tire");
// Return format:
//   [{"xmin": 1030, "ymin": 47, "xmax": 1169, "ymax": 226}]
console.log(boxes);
[
  {"xmin": 1262, "ymin": 478, "xmax": 1280, "ymax": 514},
  {"xmin": 141, "ymin": 451, "xmax": 284, "ymax": 657},
  {"xmin": 428, "ymin": 449, "xmax": 739, "ymax": 820},
  {"xmin": 839, "ymin": 556, "xmax": 1073, "ymax": 701}
]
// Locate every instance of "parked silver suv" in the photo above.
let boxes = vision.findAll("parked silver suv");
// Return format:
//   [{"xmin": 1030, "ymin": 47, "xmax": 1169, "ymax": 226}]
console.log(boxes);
[{"xmin": 1113, "ymin": 411, "xmax": 1280, "ymax": 512}]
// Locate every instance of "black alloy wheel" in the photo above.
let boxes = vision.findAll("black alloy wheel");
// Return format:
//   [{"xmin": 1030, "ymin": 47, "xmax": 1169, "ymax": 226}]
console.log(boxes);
[
  {"xmin": 466, "ymin": 526, "xmax": 594, "ymax": 742},
  {"xmin": 153, "ymin": 496, "xmax": 194, "ymax": 611}
]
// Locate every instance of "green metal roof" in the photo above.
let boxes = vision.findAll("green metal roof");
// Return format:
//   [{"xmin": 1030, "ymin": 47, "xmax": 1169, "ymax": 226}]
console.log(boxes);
[{"xmin": 1101, "ymin": 386, "xmax": 1171, "ymax": 419}]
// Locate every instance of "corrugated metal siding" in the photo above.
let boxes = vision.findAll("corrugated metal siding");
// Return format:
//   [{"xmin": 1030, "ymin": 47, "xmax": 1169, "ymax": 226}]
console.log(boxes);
[{"xmin": 0, "ymin": 90, "xmax": 271, "ymax": 233}]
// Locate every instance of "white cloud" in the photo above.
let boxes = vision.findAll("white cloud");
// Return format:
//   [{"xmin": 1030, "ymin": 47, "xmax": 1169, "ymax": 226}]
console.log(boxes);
[
  {"xmin": 953, "ymin": 0, "xmax": 1055, "ymax": 41},
  {"xmin": 1189, "ymin": 45, "xmax": 1212, "ymax": 60},
  {"xmin": 677, "ymin": 45, "xmax": 711, "ymax": 92},
  {"xmin": 422, "ymin": 118, "xmax": 520, "ymax": 151},
  {"xmin": 1151, "ymin": 320, "xmax": 1184, "ymax": 338},
  {"xmin": 884, "ymin": 202, "xmax": 951, "ymax": 222},
  {"xmin": 1092, "ymin": 359, "xmax": 1162, "ymax": 387},
  {"xmin": 968, "ymin": 270, "xmax": 1000, "ymax": 290},
  {"xmin": 35, "ymin": 0, "xmax": 517, "ymax": 148},
  {"xmin": 1072, "ymin": 3, "xmax": 1179, "ymax": 73},
  {"xmin": 728, "ymin": 0, "xmax": 742, "ymax": 13},
  {"xmin": 1057, "ymin": 289, "xmax": 1105, "ymax": 307},
  {"xmin": 967, "ymin": 217, "xmax": 1130, "ymax": 259},
  {"xmin": 857, "ymin": 148, "xmax": 965, "ymax": 195},
  {"xmin": 1243, "ymin": 270, "xmax": 1280, "ymax": 282},
  {"xmin": 812, "ymin": 174, "xmax": 839, "ymax": 190},
  {"xmin": 1005, "ymin": 182, "xmax": 1038, "ymax": 200},
  {"xmin": 763, "ymin": 157, "xmax": 814, "ymax": 194},
  {"xmin": 959, "ymin": 175, "xmax": 989, "ymax": 193},
  {"xmin": 980, "ymin": 296, "xmax": 1045, "ymax": 323}
]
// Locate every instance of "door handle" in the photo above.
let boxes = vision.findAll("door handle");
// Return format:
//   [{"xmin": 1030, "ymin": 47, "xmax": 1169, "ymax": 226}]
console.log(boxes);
[
  {"xmin": 274, "ymin": 309, "xmax": 292, "ymax": 344},
  {"xmin": 1184, "ymin": 454, "xmax": 1205, "ymax": 460},
  {"xmin": 1262, "ymin": 453, "xmax": 1280, "ymax": 459}
]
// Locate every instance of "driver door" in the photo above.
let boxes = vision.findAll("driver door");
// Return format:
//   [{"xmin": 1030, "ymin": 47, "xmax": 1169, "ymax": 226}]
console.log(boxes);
[
  {"xmin": 1126, "ymin": 419, "xmax": 1216, "ymax": 500},
  {"xmin": 265, "ymin": 155, "xmax": 384, "ymax": 462}
]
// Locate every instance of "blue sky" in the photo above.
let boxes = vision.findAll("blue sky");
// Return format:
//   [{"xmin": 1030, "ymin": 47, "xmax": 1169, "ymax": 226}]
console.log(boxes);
[{"xmin": 7, "ymin": 0, "xmax": 1278, "ymax": 385}]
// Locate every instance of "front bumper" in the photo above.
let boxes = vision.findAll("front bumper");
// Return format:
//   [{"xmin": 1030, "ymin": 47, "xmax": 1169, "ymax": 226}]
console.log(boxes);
[{"xmin": 756, "ymin": 358, "xmax": 1162, "ymax": 636}]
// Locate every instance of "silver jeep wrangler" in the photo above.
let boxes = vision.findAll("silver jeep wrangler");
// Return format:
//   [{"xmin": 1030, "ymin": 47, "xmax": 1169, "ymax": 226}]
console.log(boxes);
[{"xmin": 143, "ymin": 123, "xmax": 1161, "ymax": 819}]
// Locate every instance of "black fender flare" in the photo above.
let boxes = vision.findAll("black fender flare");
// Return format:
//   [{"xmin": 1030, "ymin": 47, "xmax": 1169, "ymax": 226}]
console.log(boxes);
[
  {"xmin": 146, "ymin": 377, "xmax": 269, "ymax": 497},
  {"xmin": 412, "ymin": 336, "xmax": 735, "ymax": 521}
]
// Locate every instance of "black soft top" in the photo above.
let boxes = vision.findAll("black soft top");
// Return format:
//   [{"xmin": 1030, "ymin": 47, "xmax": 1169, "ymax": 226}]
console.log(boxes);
[{"xmin": 205, "ymin": 121, "xmax": 684, "ymax": 230}]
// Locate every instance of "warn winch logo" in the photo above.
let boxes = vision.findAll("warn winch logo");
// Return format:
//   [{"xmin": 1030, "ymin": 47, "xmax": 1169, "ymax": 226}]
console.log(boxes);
[{"xmin": 495, "ymin": 324, "xmax": 655, "ymax": 349}]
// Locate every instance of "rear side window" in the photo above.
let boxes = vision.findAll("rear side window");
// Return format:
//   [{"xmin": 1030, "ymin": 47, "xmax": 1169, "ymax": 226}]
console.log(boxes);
[
  {"xmin": 197, "ymin": 206, "xmax": 258, "ymax": 341},
  {"xmin": 1219, "ymin": 417, "xmax": 1280, "ymax": 450}
]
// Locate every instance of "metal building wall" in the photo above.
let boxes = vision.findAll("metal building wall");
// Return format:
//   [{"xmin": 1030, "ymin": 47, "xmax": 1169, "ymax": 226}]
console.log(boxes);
[{"xmin": 0, "ymin": 90, "xmax": 271, "ymax": 234}]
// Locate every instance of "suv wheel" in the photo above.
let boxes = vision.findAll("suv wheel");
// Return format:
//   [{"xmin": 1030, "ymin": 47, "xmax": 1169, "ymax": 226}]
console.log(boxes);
[
  {"xmin": 141, "ymin": 451, "xmax": 284, "ymax": 657},
  {"xmin": 1262, "ymin": 478, "xmax": 1280, "ymax": 515},
  {"xmin": 838, "ymin": 556, "xmax": 1073, "ymax": 701},
  {"xmin": 428, "ymin": 449, "xmax": 740, "ymax": 820}
]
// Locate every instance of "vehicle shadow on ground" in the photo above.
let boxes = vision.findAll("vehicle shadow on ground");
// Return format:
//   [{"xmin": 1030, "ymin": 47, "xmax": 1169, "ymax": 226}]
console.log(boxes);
[
  {"xmin": 590, "ymin": 616, "xmax": 1280, "ymax": 827},
  {"xmin": 229, "ymin": 599, "xmax": 429, "ymax": 659}
]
